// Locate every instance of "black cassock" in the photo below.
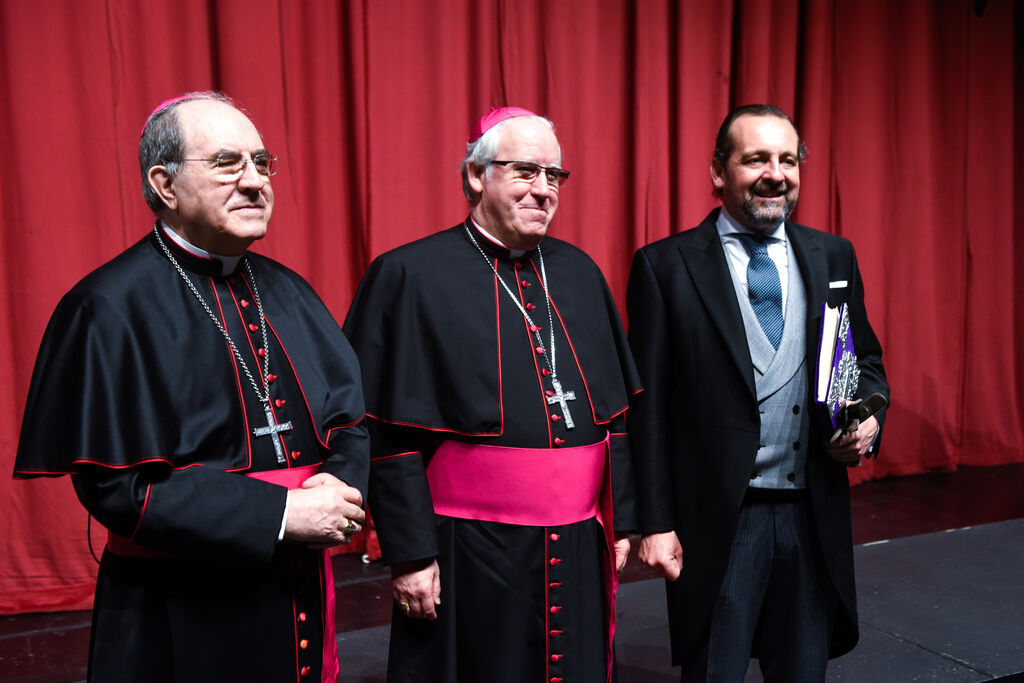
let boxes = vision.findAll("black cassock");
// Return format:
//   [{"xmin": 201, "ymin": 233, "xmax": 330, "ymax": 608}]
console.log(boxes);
[
  {"xmin": 15, "ymin": 227, "xmax": 369, "ymax": 683},
  {"xmin": 344, "ymin": 222, "xmax": 641, "ymax": 683}
]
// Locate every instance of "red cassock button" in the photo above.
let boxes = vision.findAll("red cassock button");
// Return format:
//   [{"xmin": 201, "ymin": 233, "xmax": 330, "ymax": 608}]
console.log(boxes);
[
  {"xmin": 549, "ymin": 557, "xmax": 562, "ymax": 566},
  {"xmin": 529, "ymin": 324, "xmax": 540, "ymax": 332},
  {"xmin": 291, "ymin": 450, "xmax": 301, "ymax": 461},
  {"xmin": 550, "ymin": 605, "xmax": 563, "ymax": 614},
  {"xmin": 275, "ymin": 398, "xmax": 286, "ymax": 408},
  {"xmin": 298, "ymin": 612, "xmax": 307, "ymax": 622},
  {"xmin": 240, "ymin": 299, "xmax": 250, "ymax": 308},
  {"xmin": 550, "ymin": 533, "xmax": 560, "ymax": 542},
  {"xmin": 526, "ymin": 303, "xmax": 536, "ymax": 310},
  {"xmin": 522, "ymin": 281, "xmax": 532, "ymax": 287},
  {"xmin": 551, "ymin": 654, "xmax": 564, "ymax": 662},
  {"xmin": 551, "ymin": 678, "xmax": 564, "ymax": 683},
  {"xmin": 248, "ymin": 323, "xmax": 259, "ymax": 332},
  {"xmin": 549, "ymin": 629, "xmax": 564, "ymax": 637},
  {"xmin": 541, "ymin": 368, "xmax": 551, "ymax": 376},
  {"xmin": 554, "ymin": 438, "xmax": 565, "ymax": 446},
  {"xmin": 550, "ymin": 414, "xmax": 561, "ymax": 422},
  {"xmin": 257, "ymin": 348, "xmax": 266, "ymax": 357},
  {"xmin": 535, "ymin": 347, "xmax": 545, "ymax": 355},
  {"xmin": 549, "ymin": 582, "xmax": 562, "ymax": 589},
  {"xmin": 300, "ymin": 639, "xmax": 309, "ymax": 650},
  {"xmin": 515, "ymin": 261, "xmax": 523, "ymax": 270},
  {"xmin": 545, "ymin": 390, "xmax": 555, "ymax": 397},
  {"xmin": 300, "ymin": 666, "xmax": 310, "ymax": 677},
  {"xmin": 267, "ymin": 374, "xmax": 278, "ymax": 383}
]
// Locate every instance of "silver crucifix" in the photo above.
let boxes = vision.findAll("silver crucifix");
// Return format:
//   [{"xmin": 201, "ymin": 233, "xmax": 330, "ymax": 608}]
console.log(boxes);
[
  {"xmin": 252, "ymin": 402, "xmax": 294, "ymax": 463},
  {"xmin": 546, "ymin": 377, "xmax": 576, "ymax": 430}
]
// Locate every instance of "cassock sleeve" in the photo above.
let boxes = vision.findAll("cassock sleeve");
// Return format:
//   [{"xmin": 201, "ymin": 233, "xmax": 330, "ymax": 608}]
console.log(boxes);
[
  {"xmin": 608, "ymin": 414, "xmax": 638, "ymax": 534},
  {"xmin": 71, "ymin": 418, "xmax": 369, "ymax": 566},
  {"xmin": 365, "ymin": 421, "xmax": 441, "ymax": 566},
  {"xmin": 625, "ymin": 248, "xmax": 678, "ymax": 535},
  {"xmin": 322, "ymin": 418, "xmax": 371, "ymax": 499},
  {"xmin": 73, "ymin": 464, "xmax": 288, "ymax": 565}
]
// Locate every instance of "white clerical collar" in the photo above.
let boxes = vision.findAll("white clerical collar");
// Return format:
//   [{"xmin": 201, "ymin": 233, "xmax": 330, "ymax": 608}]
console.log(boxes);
[
  {"xmin": 161, "ymin": 223, "xmax": 244, "ymax": 276},
  {"xmin": 470, "ymin": 218, "xmax": 527, "ymax": 259},
  {"xmin": 716, "ymin": 207, "xmax": 787, "ymax": 244}
]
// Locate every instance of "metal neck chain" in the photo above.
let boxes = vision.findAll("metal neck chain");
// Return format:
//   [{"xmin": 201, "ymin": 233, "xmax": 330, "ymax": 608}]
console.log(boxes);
[
  {"xmin": 464, "ymin": 225, "xmax": 559, "ymax": 378},
  {"xmin": 153, "ymin": 226, "xmax": 271, "ymax": 403}
]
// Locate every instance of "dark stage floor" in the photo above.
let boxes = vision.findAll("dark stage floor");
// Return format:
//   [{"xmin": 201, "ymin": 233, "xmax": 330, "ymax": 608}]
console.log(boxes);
[{"xmin": 3, "ymin": 463, "xmax": 1023, "ymax": 682}]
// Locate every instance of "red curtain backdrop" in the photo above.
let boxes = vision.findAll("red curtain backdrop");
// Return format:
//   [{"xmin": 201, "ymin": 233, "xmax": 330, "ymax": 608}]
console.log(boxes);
[{"xmin": 0, "ymin": 0, "xmax": 1019, "ymax": 614}]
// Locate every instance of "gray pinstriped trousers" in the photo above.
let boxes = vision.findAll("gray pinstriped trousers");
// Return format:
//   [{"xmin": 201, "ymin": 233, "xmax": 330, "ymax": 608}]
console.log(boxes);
[{"xmin": 683, "ymin": 500, "xmax": 838, "ymax": 683}]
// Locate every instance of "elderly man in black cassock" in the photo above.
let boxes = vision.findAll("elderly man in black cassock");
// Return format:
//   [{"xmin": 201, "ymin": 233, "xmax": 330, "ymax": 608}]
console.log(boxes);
[
  {"xmin": 344, "ymin": 107, "xmax": 640, "ymax": 682},
  {"xmin": 14, "ymin": 92, "xmax": 369, "ymax": 683}
]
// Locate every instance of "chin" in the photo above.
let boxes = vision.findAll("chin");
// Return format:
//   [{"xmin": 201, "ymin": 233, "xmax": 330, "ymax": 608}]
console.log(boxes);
[{"xmin": 738, "ymin": 198, "xmax": 794, "ymax": 232}]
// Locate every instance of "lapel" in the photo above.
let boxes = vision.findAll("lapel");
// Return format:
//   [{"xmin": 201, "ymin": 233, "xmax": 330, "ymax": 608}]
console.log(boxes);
[
  {"xmin": 679, "ymin": 211, "xmax": 756, "ymax": 399},
  {"xmin": 786, "ymin": 221, "xmax": 829, "ymax": 372}
]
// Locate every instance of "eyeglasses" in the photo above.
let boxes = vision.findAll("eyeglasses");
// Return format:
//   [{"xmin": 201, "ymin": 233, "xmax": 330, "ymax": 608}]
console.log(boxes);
[
  {"xmin": 491, "ymin": 160, "xmax": 570, "ymax": 188},
  {"xmin": 180, "ymin": 151, "xmax": 278, "ymax": 181}
]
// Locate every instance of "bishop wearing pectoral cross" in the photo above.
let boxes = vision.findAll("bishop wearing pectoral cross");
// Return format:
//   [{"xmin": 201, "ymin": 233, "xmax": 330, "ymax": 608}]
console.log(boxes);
[
  {"xmin": 344, "ymin": 106, "xmax": 642, "ymax": 683},
  {"xmin": 14, "ymin": 92, "xmax": 369, "ymax": 683}
]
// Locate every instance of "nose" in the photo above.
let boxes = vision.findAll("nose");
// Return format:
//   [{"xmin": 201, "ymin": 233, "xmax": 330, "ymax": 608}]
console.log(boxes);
[
  {"xmin": 528, "ymin": 172, "xmax": 554, "ymax": 198},
  {"xmin": 762, "ymin": 158, "xmax": 785, "ymax": 182},
  {"xmin": 238, "ymin": 158, "xmax": 269, "ymax": 189}
]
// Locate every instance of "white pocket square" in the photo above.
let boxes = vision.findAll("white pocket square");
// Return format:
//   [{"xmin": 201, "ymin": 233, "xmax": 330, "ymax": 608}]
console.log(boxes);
[{"xmin": 829, "ymin": 280, "xmax": 848, "ymax": 289}]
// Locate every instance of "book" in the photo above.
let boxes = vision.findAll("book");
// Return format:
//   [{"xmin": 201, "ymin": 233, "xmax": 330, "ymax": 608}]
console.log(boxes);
[{"xmin": 815, "ymin": 302, "xmax": 861, "ymax": 434}]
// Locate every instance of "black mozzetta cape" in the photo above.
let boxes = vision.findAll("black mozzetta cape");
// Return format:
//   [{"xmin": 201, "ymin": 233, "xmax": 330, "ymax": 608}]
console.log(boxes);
[
  {"xmin": 16, "ymin": 229, "xmax": 367, "ymax": 480},
  {"xmin": 345, "ymin": 223, "xmax": 640, "ymax": 436}
]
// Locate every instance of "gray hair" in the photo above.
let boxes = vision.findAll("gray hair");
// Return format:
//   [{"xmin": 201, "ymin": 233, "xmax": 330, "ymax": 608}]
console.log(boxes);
[
  {"xmin": 138, "ymin": 91, "xmax": 235, "ymax": 212},
  {"xmin": 459, "ymin": 115, "xmax": 560, "ymax": 202}
]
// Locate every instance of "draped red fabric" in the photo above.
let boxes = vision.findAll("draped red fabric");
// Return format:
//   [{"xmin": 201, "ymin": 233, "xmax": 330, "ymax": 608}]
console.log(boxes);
[{"xmin": 0, "ymin": 0, "xmax": 1019, "ymax": 614}]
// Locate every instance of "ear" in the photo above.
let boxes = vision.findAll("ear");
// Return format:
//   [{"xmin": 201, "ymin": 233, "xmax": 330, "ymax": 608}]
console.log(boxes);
[
  {"xmin": 466, "ymin": 162, "xmax": 487, "ymax": 195},
  {"xmin": 148, "ymin": 166, "xmax": 178, "ymax": 211},
  {"xmin": 710, "ymin": 160, "xmax": 726, "ymax": 194}
]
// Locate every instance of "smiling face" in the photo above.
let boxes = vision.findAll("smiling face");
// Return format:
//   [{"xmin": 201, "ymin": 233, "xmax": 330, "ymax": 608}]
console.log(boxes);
[
  {"xmin": 711, "ymin": 114, "xmax": 800, "ymax": 234},
  {"xmin": 467, "ymin": 118, "xmax": 561, "ymax": 251},
  {"xmin": 148, "ymin": 99, "xmax": 274, "ymax": 255}
]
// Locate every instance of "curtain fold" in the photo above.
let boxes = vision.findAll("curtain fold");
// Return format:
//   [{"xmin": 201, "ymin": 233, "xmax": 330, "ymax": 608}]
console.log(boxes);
[{"xmin": 1, "ymin": 0, "xmax": 1019, "ymax": 614}]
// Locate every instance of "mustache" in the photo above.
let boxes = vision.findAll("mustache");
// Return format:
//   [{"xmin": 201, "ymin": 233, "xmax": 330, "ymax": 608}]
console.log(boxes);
[
  {"xmin": 751, "ymin": 180, "xmax": 789, "ymax": 196},
  {"xmin": 229, "ymin": 200, "xmax": 266, "ymax": 210}
]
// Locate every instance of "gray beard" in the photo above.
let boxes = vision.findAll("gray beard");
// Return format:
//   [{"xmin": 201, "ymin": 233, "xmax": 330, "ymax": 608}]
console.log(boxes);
[{"xmin": 740, "ymin": 195, "xmax": 796, "ymax": 234}]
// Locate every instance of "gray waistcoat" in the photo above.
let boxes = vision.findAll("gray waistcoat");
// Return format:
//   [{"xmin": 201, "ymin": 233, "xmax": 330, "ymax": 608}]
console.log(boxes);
[{"xmin": 729, "ymin": 242, "xmax": 811, "ymax": 489}]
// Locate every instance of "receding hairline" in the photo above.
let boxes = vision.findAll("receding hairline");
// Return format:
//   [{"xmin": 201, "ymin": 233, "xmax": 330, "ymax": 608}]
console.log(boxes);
[
  {"xmin": 726, "ymin": 113, "xmax": 799, "ymax": 148},
  {"xmin": 172, "ymin": 99, "xmax": 266, "ymax": 148},
  {"xmin": 714, "ymin": 107, "xmax": 806, "ymax": 166}
]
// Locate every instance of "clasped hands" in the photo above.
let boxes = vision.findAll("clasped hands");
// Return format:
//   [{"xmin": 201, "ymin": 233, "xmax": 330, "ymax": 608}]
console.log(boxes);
[{"xmin": 283, "ymin": 472, "xmax": 365, "ymax": 547}]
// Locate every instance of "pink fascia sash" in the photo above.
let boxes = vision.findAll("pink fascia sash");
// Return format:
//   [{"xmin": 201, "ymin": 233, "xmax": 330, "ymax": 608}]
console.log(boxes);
[
  {"xmin": 246, "ymin": 464, "xmax": 340, "ymax": 683},
  {"xmin": 426, "ymin": 437, "xmax": 618, "ymax": 682},
  {"xmin": 426, "ymin": 439, "xmax": 606, "ymax": 525}
]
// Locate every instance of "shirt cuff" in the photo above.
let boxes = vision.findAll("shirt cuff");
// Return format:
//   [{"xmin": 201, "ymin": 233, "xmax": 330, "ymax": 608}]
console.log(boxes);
[{"xmin": 278, "ymin": 492, "xmax": 290, "ymax": 542}]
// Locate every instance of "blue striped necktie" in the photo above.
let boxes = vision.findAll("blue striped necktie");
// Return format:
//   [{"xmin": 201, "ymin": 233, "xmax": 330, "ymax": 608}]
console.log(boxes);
[{"xmin": 736, "ymin": 234, "xmax": 784, "ymax": 349}]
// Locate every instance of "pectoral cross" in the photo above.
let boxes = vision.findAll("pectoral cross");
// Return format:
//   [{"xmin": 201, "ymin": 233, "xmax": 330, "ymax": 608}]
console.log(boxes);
[
  {"xmin": 546, "ymin": 377, "xmax": 576, "ymax": 430},
  {"xmin": 252, "ymin": 402, "xmax": 294, "ymax": 464}
]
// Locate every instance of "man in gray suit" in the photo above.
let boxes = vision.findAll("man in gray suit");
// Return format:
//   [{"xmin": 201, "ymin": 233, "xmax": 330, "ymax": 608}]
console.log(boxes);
[{"xmin": 627, "ymin": 104, "xmax": 889, "ymax": 682}]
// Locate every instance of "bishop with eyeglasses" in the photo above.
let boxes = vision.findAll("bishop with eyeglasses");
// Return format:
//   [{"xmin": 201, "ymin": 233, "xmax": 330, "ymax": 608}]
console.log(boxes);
[
  {"xmin": 343, "ymin": 107, "xmax": 641, "ymax": 683},
  {"xmin": 14, "ymin": 92, "xmax": 369, "ymax": 683}
]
